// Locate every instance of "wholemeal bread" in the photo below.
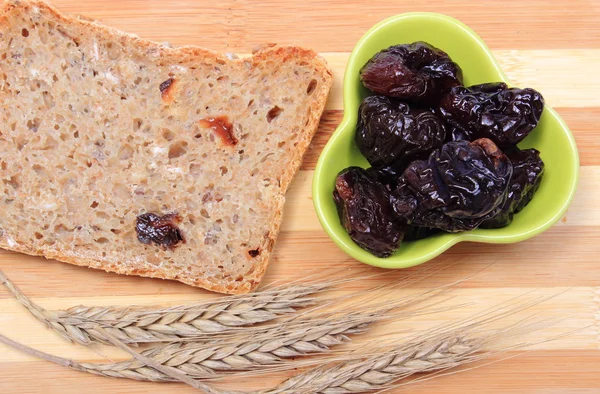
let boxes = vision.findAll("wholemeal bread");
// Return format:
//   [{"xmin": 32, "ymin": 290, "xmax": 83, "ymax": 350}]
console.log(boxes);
[{"xmin": 0, "ymin": 0, "xmax": 333, "ymax": 294}]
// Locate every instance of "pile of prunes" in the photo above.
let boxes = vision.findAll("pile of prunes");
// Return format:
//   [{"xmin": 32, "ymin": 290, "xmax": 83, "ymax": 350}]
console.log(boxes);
[{"xmin": 333, "ymin": 42, "xmax": 545, "ymax": 257}]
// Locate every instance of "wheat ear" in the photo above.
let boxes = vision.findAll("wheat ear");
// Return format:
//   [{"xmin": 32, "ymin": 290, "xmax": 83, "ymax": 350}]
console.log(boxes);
[
  {"xmin": 0, "ymin": 325, "xmax": 484, "ymax": 394},
  {"xmin": 0, "ymin": 268, "xmax": 327, "ymax": 346},
  {"xmin": 0, "ymin": 309, "xmax": 384, "ymax": 390},
  {"xmin": 0, "ymin": 296, "xmax": 463, "ymax": 384},
  {"xmin": 258, "ymin": 291, "xmax": 565, "ymax": 394},
  {"xmin": 0, "ymin": 325, "xmax": 516, "ymax": 394},
  {"xmin": 0, "ymin": 329, "xmax": 231, "ymax": 394},
  {"xmin": 78, "ymin": 308, "xmax": 386, "ymax": 382},
  {"xmin": 0, "ymin": 297, "xmax": 561, "ymax": 394},
  {"xmin": 0, "ymin": 263, "xmax": 451, "ymax": 347},
  {"xmin": 261, "ymin": 333, "xmax": 484, "ymax": 394}
]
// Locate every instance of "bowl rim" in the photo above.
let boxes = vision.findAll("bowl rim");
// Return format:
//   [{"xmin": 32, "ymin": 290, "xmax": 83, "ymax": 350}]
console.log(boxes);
[{"xmin": 311, "ymin": 12, "xmax": 580, "ymax": 269}]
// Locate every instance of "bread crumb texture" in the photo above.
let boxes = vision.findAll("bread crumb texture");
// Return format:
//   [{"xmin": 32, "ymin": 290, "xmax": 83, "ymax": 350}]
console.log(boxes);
[{"xmin": 0, "ymin": 0, "xmax": 333, "ymax": 294}]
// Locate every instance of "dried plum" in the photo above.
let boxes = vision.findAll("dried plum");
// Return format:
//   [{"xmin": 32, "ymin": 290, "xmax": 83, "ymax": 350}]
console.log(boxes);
[
  {"xmin": 334, "ymin": 41, "xmax": 546, "ymax": 258},
  {"xmin": 360, "ymin": 42, "xmax": 463, "ymax": 105},
  {"xmin": 356, "ymin": 96, "xmax": 446, "ymax": 170},
  {"xmin": 365, "ymin": 166, "xmax": 402, "ymax": 191},
  {"xmin": 136, "ymin": 212, "xmax": 185, "ymax": 248},
  {"xmin": 333, "ymin": 167, "xmax": 404, "ymax": 257},
  {"xmin": 392, "ymin": 138, "xmax": 513, "ymax": 232},
  {"xmin": 439, "ymin": 82, "xmax": 544, "ymax": 147},
  {"xmin": 446, "ymin": 124, "xmax": 470, "ymax": 142},
  {"xmin": 404, "ymin": 226, "xmax": 441, "ymax": 241},
  {"xmin": 481, "ymin": 148, "xmax": 544, "ymax": 228}
]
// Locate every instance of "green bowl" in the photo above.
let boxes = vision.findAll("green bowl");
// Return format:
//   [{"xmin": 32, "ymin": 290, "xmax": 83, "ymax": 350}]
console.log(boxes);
[{"xmin": 312, "ymin": 13, "xmax": 579, "ymax": 269}]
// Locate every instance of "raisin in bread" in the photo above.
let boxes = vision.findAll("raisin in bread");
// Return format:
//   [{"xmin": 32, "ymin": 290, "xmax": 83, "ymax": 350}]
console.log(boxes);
[{"xmin": 0, "ymin": 0, "xmax": 333, "ymax": 294}]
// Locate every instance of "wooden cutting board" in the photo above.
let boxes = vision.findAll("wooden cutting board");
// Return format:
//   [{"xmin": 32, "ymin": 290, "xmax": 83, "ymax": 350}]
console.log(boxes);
[{"xmin": 2, "ymin": 1, "xmax": 600, "ymax": 392}]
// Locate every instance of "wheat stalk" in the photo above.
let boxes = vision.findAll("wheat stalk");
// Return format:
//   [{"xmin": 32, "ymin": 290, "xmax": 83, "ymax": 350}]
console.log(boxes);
[
  {"xmin": 0, "ymin": 290, "xmax": 565, "ymax": 394},
  {"xmin": 260, "ymin": 334, "xmax": 484, "ymax": 394},
  {"xmin": 0, "ymin": 309, "xmax": 389, "ymax": 391},
  {"xmin": 0, "ymin": 268, "xmax": 328, "ymax": 346},
  {"xmin": 0, "ymin": 297, "xmax": 474, "ymax": 384},
  {"xmin": 0, "ymin": 325, "xmax": 508, "ymax": 394},
  {"xmin": 0, "ymin": 330, "xmax": 229, "ymax": 394},
  {"xmin": 75, "ymin": 309, "xmax": 382, "ymax": 381},
  {"xmin": 0, "ymin": 267, "xmax": 462, "ymax": 384},
  {"xmin": 257, "ymin": 292, "xmax": 566, "ymax": 394},
  {"xmin": 0, "ymin": 262, "xmax": 453, "ymax": 347},
  {"xmin": 0, "ymin": 327, "xmax": 485, "ymax": 394}
]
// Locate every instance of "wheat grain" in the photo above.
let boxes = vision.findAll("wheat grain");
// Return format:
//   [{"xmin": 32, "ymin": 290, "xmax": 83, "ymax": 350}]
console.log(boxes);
[
  {"xmin": 77, "ymin": 310, "xmax": 380, "ymax": 381},
  {"xmin": 0, "ymin": 292, "xmax": 562, "ymax": 394},
  {"xmin": 0, "ymin": 263, "xmax": 453, "ymax": 347},
  {"xmin": 260, "ymin": 334, "xmax": 484, "ymax": 394},
  {"xmin": 0, "ymin": 330, "xmax": 230, "ymax": 394},
  {"xmin": 0, "ymin": 267, "xmax": 569, "ymax": 393},
  {"xmin": 0, "ymin": 300, "xmax": 477, "ymax": 385},
  {"xmin": 0, "ymin": 268, "xmax": 328, "ymax": 346},
  {"xmin": 24, "ymin": 282, "xmax": 456, "ymax": 381},
  {"xmin": 0, "ymin": 327, "xmax": 496, "ymax": 394},
  {"xmin": 0, "ymin": 309, "xmax": 390, "ymax": 391},
  {"xmin": 256, "ymin": 292, "xmax": 565, "ymax": 394}
]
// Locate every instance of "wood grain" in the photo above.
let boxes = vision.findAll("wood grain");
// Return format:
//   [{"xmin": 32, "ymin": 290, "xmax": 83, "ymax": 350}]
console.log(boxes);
[
  {"xmin": 3, "ymin": 351, "xmax": 600, "ymax": 394},
  {"xmin": 1, "ymin": 0, "xmax": 599, "ymax": 393},
  {"xmin": 0, "ymin": 286, "xmax": 596, "ymax": 361},
  {"xmin": 35, "ymin": 0, "xmax": 600, "ymax": 52}
]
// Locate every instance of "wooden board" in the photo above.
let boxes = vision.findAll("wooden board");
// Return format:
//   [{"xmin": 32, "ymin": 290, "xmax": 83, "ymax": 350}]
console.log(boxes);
[{"xmin": 2, "ymin": 0, "xmax": 600, "ymax": 392}]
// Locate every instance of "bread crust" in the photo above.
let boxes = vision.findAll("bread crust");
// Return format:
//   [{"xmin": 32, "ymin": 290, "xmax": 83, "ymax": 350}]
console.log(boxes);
[{"xmin": 0, "ymin": 0, "xmax": 333, "ymax": 294}]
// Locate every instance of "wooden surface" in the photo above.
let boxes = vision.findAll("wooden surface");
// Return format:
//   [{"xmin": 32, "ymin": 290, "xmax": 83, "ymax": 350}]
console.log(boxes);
[{"xmin": 1, "ymin": 0, "xmax": 600, "ymax": 392}]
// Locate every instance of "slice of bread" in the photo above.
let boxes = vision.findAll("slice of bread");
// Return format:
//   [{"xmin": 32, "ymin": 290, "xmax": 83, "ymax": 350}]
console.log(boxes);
[{"xmin": 0, "ymin": 0, "xmax": 333, "ymax": 294}]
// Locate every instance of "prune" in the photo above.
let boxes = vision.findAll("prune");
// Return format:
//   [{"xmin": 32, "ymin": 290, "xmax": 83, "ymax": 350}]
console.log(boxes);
[
  {"xmin": 446, "ymin": 125, "xmax": 470, "ymax": 142},
  {"xmin": 392, "ymin": 138, "xmax": 513, "ymax": 232},
  {"xmin": 360, "ymin": 42, "xmax": 463, "ymax": 105},
  {"xmin": 404, "ymin": 226, "xmax": 441, "ymax": 241},
  {"xmin": 335, "ymin": 41, "xmax": 546, "ymax": 258},
  {"xmin": 481, "ymin": 148, "xmax": 544, "ymax": 228},
  {"xmin": 439, "ymin": 82, "xmax": 544, "ymax": 147},
  {"xmin": 365, "ymin": 166, "xmax": 402, "ymax": 191},
  {"xmin": 248, "ymin": 249, "xmax": 260, "ymax": 257},
  {"xmin": 136, "ymin": 212, "xmax": 185, "ymax": 248},
  {"xmin": 333, "ymin": 167, "xmax": 404, "ymax": 257},
  {"xmin": 356, "ymin": 96, "xmax": 446, "ymax": 170}
]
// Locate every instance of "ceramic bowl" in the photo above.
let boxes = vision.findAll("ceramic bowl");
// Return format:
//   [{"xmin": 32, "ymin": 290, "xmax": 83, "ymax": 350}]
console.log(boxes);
[{"xmin": 312, "ymin": 13, "xmax": 579, "ymax": 268}]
